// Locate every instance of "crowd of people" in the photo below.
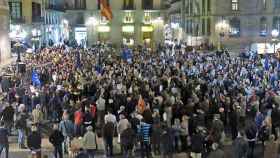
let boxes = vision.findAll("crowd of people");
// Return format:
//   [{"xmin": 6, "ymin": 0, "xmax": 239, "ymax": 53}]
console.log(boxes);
[{"xmin": 0, "ymin": 44, "xmax": 280, "ymax": 158}]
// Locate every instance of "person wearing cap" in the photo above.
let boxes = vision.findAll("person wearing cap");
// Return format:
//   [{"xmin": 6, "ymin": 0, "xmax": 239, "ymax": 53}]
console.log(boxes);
[
  {"xmin": 0, "ymin": 121, "xmax": 9, "ymax": 158},
  {"xmin": 82, "ymin": 126, "xmax": 98, "ymax": 158},
  {"xmin": 49, "ymin": 124, "xmax": 64, "ymax": 158}
]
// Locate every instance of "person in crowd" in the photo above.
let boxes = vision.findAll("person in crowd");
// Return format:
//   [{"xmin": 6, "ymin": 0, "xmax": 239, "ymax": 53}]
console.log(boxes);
[
  {"xmin": 74, "ymin": 107, "xmax": 84, "ymax": 137},
  {"xmin": 15, "ymin": 104, "xmax": 28, "ymax": 149},
  {"xmin": 96, "ymin": 94, "xmax": 106, "ymax": 128},
  {"xmin": 138, "ymin": 118, "xmax": 152, "ymax": 158},
  {"xmin": 0, "ymin": 103, "xmax": 14, "ymax": 134},
  {"xmin": 49, "ymin": 124, "xmax": 64, "ymax": 158},
  {"xmin": 245, "ymin": 119, "xmax": 258, "ymax": 158},
  {"xmin": 117, "ymin": 114, "xmax": 130, "ymax": 146},
  {"xmin": 180, "ymin": 115, "xmax": 190, "ymax": 153},
  {"xmin": 160, "ymin": 123, "xmax": 175, "ymax": 158},
  {"xmin": 82, "ymin": 126, "xmax": 98, "ymax": 158},
  {"xmin": 120, "ymin": 123, "xmax": 136, "ymax": 158},
  {"xmin": 232, "ymin": 131, "xmax": 248, "ymax": 158},
  {"xmin": 59, "ymin": 112, "xmax": 74, "ymax": 155},
  {"xmin": 27, "ymin": 125, "xmax": 42, "ymax": 158},
  {"xmin": 0, "ymin": 121, "xmax": 9, "ymax": 158},
  {"xmin": 103, "ymin": 121, "xmax": 115, "ymax": 157},
  {"xmin": 172, "ymin": 118, "xmax": 181, "ymax": 152},
  {"xmin": 32, "ymin": 104, "xmax": 43, "ymax": 128},
  {"xmin": 83, "ymin": 106, "xmax": 94, "ymax": 133},
  {"xmin": 190, "ymin": 128, "xmax": 204, "ymax": 158}
]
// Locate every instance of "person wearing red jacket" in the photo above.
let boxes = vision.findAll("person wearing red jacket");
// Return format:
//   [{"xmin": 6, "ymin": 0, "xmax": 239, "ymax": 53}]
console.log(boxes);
[{"xmin": 74, "ymin": 108, "xmax": 84, "ymax": 137}]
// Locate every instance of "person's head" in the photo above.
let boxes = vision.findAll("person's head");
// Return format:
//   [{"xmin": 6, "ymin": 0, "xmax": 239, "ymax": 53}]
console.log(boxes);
[
  {"xmin": 86, "ymin": 126, "xmax": 93, "ymax": 132},
  {"xmin": 31, "ymin": 125, "xmax": 38, "ymax": 132},
  {"xmin": 269, "ymin": 135, "xmax": 275, "ymax": 141},
  {"xmin": 53, "ymin": 124, "xmax": 59, "ymax": 130}
]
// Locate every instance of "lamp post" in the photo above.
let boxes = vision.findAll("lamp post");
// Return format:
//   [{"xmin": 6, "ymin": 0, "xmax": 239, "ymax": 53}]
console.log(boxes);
[
  {"xmin": 271, "ymin": 29, "xmax": 279, "ymax": 54},
  {"xmin": 215, "ymin": 19, "xmax": 230, "ymax": 51}
]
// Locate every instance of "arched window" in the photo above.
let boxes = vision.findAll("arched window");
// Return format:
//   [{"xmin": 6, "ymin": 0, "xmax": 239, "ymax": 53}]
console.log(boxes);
[
  {"xmin": 123, "ymin": 0, "xmax": 134, "ymax": 10},
  {"xmin": 260, "ymin": 17, "xmax": 267, "ymax": 36},
  {"xmin": 229, "ymin": 17, "xmax": 240, "ymax": 37}
]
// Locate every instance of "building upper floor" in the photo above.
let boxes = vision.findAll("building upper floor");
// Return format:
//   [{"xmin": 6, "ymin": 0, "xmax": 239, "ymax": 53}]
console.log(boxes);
[
  {"xmin": 65, "ymin": 0, "xmax": 165, "ymax": 11},
  {"xmin": 169, "ymin": 0, "xmax": 280, "ymax": 17}
]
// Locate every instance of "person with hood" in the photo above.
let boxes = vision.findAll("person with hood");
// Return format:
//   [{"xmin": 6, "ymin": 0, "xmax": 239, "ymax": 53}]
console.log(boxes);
[
  {"xmin": 49, "ymin": 124, "xmax": 64, "ymax": 158},
  {"xmin": 27, "ymin": 125, "xmax": 42, "ymax": 158},
  {"xmin": 82, "ymin": 126, "xmax": 98, "ymax": 158},
  {"xmin": 232, "ymin": 131, "xmax": 248, "ymax": 158}
]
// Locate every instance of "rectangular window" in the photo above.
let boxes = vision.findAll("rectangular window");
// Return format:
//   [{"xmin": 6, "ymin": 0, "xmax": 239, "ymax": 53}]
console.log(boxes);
[
  {"xmin": 142, "ymin": 0, "xmax": 153, "ymax": 10},
  {"xmin": 231, "ymin": 0, "xmax": 238, "ymax": 11},
  {"xmin": 275, "ymin": 0, "xmax": 280, "ymax": 8},
  {"xmin": 32, "ymin": 2, "xmax": 41, "ymax": 22},
  {"xmin": 207, "ymin": 18, "xmax": 211, "ymax": 35},
  {"xmin": 9, "ymin": 2, "xmax": 22, "ymax": 19},
  {"xmin": 75, "ymin": 0, "xmax": 86, "ymax": 9},
  {"xmin": 207, "ymin": 0, "xmax": 211, "ymax": 12},
  {"xmin": 123, "ymin": 0, "xmax": 134, "ymax": 10}
]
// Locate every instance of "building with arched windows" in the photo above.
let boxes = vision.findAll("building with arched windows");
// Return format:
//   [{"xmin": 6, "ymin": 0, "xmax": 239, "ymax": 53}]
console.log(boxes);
[
  {"xmin": 0, "ymin": 0, "xmax": 11, "ymax": 63},
  {"xmin": 168, "ymin": 0, "xmax": 280, "ymax": 52}
]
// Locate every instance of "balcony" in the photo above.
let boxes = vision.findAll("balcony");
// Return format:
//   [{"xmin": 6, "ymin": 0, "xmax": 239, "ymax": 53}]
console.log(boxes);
[
  {"xmin": 11, "ymin": 16, "xmax": 25, "ymax": 24},
  {"xmin": 32, "ymin": 16, "xmax": 44, "ymax": 23},
  {"xmin": 45, "ymin": 4, "xmax": 65, "ymax": 12}
]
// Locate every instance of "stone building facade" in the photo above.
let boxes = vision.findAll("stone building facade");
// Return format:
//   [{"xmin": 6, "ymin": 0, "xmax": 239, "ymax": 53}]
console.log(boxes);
[{"xmin": 169, "ymin": 0, "xmax": 280, "ymax": 51}]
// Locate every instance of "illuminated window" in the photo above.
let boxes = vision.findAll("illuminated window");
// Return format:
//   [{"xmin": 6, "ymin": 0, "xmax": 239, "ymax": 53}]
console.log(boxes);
[
  {"xmin": 273, "ymin": 16, "xmax": 280, "ymax": 34},
  {"xmin": 229, "ymin": 17, "xmax": 240, "ymax": 37},
  {"xmin": 231, "ymin": 0, "xmax": 239, "ymax": 11},
  {"xmin": 274, "ymin": 0, "xmax": 280, "ymax": 8},
  {"xmin": 9, "ymin": 2, "xmax": 22, "ymax": 19},
  {"xmin": 123, "ymin": 12, "xmax": 134, "ymax": 23},
  {"xmin": 143, "ymin": 12, "xmax": 152, "ymax": 24}
]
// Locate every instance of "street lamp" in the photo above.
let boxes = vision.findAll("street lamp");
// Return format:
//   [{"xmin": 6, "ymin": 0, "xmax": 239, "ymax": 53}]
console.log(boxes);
[
  {"xmin": 271, "ymin": 29, "xmax": 279, "ymax": 54},
  {"xmin": 215, "ymin": 19, "xmax": 230, "ymax": 51}
]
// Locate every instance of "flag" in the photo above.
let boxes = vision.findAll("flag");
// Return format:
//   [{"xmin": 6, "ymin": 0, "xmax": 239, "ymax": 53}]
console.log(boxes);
[
  {"xmin": 100, "ymin": 0, "xmax": 113, "ymax": 21},
  {"xmin": 264, "ymin": 55, "xmax": 269, "ymax": 71},
  {"xmin": 32, "ymin": 70, "xmax": 41, "ymax": 87},
  {"xmin": 122, "ymin": 48, "xmax": 133, "ymax": 63}
]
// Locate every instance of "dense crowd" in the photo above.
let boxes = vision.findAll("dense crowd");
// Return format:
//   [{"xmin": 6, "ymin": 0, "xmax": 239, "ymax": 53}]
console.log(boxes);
[{"xmin": 0, "ymin": 44, "xmax": 280, "ymax": 158}]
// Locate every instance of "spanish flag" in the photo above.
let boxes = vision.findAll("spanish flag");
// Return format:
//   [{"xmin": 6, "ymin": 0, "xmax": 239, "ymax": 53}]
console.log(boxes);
[{"xmin": 100, "ymin": 0, "xmax": 113, "ymax": 21}]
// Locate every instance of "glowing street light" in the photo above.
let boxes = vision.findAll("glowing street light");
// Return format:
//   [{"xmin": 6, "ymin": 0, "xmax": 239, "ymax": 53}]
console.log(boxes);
[{"xmin": 86, "ymin": 17, "xmax": 98, "ymax": 26}]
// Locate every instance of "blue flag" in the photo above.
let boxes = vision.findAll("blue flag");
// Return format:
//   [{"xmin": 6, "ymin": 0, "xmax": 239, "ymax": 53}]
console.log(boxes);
[
  {"xmin": 264, "ymin": 55, "xmax": 269, "ymax": 71},
  {"xmin": 32, "ymin": 70, "xmax": 41, "ymax": 87},
  {"xmin": 122, "ymin": 48, "xmax": 133, "ymax": 63}
]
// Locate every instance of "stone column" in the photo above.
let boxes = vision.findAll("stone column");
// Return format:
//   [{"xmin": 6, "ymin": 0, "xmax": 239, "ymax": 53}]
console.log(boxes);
[{"xmin": 0, "ymin": 0, "xmax": 11, "ymax": 63}]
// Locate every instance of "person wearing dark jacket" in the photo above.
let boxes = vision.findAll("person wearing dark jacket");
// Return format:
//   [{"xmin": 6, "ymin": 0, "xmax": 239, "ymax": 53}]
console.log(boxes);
[
  {"xmin": 1, "ymin": 104, "xmax": 14, "ymax": 134},
  {"xmin": 15, "ymin": 105, "xmax": 28, "ymax": 149},
  {"xmin": 233, "ymin": 132, "xmax": 249, "ymax": 158},
  {"xmin": 27, "ymin": 126, "xmax": 42, "ymax": 158},
  {"xmin": 191, "ymin": 129, "xmax": 204, "ymax": 158},
  {"xmin": 245, "ymin": 120, "xmax": 257, "ymax": 158},
  {"xmin": 160, "ymin": 124, "xmax": 175, "ymax": 158},
  {"xmin": 83, "ymin": 106, "xmax": 94, "ymax": 134},
  {"xmin": 120, "ymin": 123, "xmax": 136, "ymax": 158},
  {"xmin": 49, "ymin": 124, "xmax": 64, "ymax": 158},
  {"xmin": 0, "ymin": 121, "xmax": 9, "ymax": 158},
  {"xmin": 103, "ymin": 121, "xmax": 115, "ymax": 157}
]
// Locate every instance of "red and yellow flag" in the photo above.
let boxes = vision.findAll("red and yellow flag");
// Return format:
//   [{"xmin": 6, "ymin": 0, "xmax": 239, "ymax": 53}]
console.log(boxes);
[{"xmin": 100, "ymin": 0, "xmax": 113, "ymax": 21}]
